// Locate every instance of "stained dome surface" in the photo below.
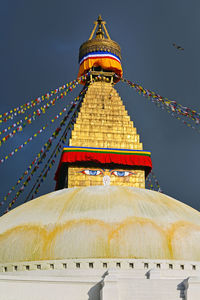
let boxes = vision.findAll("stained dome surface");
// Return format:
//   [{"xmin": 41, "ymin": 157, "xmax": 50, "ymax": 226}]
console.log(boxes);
[{"xmin": 1, "ymin": 186, "xmax": 200, "ymax": 263}]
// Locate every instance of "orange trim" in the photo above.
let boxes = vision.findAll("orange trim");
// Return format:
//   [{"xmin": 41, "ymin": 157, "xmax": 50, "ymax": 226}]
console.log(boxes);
[{"xmin": 77, "ymin": 57, "xmax": 123, "ymax": 78}]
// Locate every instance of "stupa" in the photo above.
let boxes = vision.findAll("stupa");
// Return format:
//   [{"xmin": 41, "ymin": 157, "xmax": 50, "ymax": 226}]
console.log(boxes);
[{"xmin": 0, "ymin": 16, "xmax": 200, "ymax": 300}]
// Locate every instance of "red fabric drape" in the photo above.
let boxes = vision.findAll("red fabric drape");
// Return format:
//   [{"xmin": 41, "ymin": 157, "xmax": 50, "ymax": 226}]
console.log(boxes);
[{"xmin": 55, "ymin": 150, "xmax": 152, "ymax": 181}]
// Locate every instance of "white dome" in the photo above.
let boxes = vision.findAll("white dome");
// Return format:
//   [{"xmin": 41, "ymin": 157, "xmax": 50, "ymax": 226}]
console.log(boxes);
[{"xmin": 0, "ymin": 186, "xmax": 200, "ymax": 262}]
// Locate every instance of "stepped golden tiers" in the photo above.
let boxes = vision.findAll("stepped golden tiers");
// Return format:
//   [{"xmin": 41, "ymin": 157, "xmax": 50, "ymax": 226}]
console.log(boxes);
[{"xmin": 66, "ymin": 81, "xmax": 147, "ymax": 189}]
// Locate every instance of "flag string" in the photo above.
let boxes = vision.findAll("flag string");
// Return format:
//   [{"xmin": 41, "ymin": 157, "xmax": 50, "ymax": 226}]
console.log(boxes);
[
  {"xmin": 26, "ymin": 95, "xmax": 85, "ymax": 203},
  {"xmin": 0, "ymin": 107, "xmax": 66, "ymax": 164},
  {"xmin": 2, "ymin": 86, "xmax": 87, "ymax": 213},
  {"xmin": 0, "ymin": 73, "xmax": 88, "ymax": 123},
  {"xmin": 118, "ymin": 76, "xmax": 200, "ymax": 130},
  {"xmin": 0, "ymin": 82, "xmax": 80, "ymax": 146},
  {"xmin": 145, "ymin": 170, "xmax": 162, "ymax": 192}
]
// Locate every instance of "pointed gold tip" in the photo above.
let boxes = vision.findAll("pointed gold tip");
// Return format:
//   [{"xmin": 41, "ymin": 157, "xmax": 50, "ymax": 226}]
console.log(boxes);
[
  {"xmin": 97, "ymin": 15, "xmax": 103, "ymax": 22},
  {"xmin": 89, "ymin": 15, "xmax": 110, "ymax": 40}
]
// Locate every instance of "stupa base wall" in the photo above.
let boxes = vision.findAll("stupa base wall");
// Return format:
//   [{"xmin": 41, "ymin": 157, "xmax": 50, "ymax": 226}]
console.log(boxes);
[{"xmin": 0, "ymin": 258, "xmax": 200, "ymax": 300}]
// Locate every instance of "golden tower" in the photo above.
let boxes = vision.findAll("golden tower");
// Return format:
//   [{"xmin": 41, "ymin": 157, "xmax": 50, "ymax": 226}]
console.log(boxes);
[{"xmin": 55, "ymin": 16, "xmax": 152, "ymax": 190}]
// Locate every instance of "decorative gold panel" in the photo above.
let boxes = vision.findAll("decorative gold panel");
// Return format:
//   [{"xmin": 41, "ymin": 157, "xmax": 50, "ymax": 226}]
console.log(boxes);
[
  {"xmin": 68, "ymin": 167, "xmax": 145, "ymax": 189},
  {"xmin": 69, "ymin": 81, "xmax": 143, "ymax": 151},
  {"xmin": 68, "ymin": 81, "xmax": 145, "ymax": 188}
]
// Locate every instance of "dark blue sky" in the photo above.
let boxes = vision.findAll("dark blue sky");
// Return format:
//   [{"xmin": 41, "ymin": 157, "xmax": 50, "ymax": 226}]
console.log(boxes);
[{"xmin": 0, "ymin": 0, "xmax": 200, "ymax": 213}]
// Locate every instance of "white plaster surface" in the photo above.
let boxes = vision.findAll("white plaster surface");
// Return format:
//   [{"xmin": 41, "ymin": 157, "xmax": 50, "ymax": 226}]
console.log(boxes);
[{"xmin": 0, "ymin": 258, "xmax": 200, "ymax": 299}]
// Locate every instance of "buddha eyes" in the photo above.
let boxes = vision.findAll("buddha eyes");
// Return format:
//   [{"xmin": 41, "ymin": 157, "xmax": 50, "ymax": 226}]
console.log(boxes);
[
  {"xmin": 81, "ymin": 170, "xmax": 102, "ymax": 176},
  {"xmin": 111, "ymin": 171, "xmax": 133, "ymax": 177},
  {"xmin": 80, "ymin": 170, "xmax": 135, "ymax": 177}
]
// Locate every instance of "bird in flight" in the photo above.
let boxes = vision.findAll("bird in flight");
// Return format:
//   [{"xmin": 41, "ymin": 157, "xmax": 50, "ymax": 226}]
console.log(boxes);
[{"xmin": 172, "ymin": 43, "xmax": 184, "ymax": 51}]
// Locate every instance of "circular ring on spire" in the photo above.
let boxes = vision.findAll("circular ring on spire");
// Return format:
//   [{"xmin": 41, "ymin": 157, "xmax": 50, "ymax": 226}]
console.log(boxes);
[
  {"xmin": 79, "ymin": 38, "xmax": 121, "ymax": 63},
  {"xmin": 77, "ymin": 16, "xmax": 123, "ymax": 80}
]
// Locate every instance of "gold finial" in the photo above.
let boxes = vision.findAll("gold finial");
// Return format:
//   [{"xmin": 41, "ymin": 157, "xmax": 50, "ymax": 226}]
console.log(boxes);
[
  {"xmin": 97, "ymin": 14, "xmax": 102, "ymax": 22},
  {"xmin": 89, "ymin": 15, "xmax": 111, "ymax": 40},
  {"xmin": 96, "ymin": 15, "xmax": 104, "ymax": 39}
]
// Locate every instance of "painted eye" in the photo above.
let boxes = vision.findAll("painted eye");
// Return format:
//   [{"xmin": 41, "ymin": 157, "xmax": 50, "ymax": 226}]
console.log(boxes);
[
  {"xmin": 82, "ymin": 170, "xmax": 102, "ymax": 176},
  {"xmin": 112, "ymin": 171, "xmax": 134, "ymax": 177}
]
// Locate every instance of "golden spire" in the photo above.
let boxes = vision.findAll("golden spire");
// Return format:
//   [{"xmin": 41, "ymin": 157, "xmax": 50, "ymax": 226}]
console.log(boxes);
[
  {"xmin": 89, "ymin": 15, "xmax": 111, "ymax": 40},
  {"xmin": 55, "ymin": 16, "xmax": 152, "ymax": 190}
]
